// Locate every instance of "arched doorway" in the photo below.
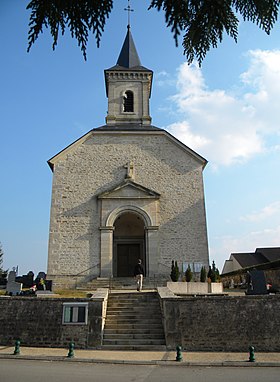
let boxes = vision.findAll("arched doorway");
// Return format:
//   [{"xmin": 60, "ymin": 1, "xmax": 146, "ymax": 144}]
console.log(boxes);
[{"xmin": 113, "ymin": 212, "xmax": 145, "ymax": 277}]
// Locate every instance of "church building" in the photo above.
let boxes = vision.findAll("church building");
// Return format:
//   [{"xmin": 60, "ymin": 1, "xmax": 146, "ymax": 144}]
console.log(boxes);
[{"xmin": 47, "ymin": 26, "xmax": 209, "ymax": 288}]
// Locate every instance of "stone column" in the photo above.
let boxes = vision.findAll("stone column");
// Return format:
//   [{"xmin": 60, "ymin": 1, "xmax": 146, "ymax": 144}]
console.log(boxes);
[
  {"xmin": 100, "ymin": 226, "xmax": 114, "ymax": 277},
  {"xmin": 145, "ymin": 226, "xmax": 159, "ymax": 276}
]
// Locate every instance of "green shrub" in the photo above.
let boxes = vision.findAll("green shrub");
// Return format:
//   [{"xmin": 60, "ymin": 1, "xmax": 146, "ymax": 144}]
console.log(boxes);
[
  {"xmin": 185, "ymin": 265, "xmax": 193, "ymax": 282},
  {"xmin": 207, "ymin": 261, "xmax": 220, "ymax": 282},
  {"xmin": 200, "ymin": 266, "xmax": 207, "ymax": 282},
  {"xmin": 170, "ymin": 260, "xmax": 180, "ymax": 282}
]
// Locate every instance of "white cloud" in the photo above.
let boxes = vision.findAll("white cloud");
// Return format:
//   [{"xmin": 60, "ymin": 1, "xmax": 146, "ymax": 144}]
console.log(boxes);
[
  {"xmin": 168, "ymin": 121, "xmax": 210, "ymax": 151},
  {"xmin": 155, "ymin": 70, "xmax": 175, "ymax": 87},
  {"xmin": 240, "ymin": 201, "xmax": 280, "ymax": 222},
  {"xmin": 164, "ymin": 50, "xmax": 280, "ymax": 167}
]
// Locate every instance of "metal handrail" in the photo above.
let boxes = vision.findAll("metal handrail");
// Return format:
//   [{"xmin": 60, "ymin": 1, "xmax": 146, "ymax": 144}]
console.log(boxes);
[
  {"xmin": 158, "ymin": 261, "xmax": 171, "ymax": 270},
  {"xmin": 74, "ymin": 263, "xmax": 100, "ymax": 289},
  {"xmin": 73, "ymin": 263, "xmax": 100, "ymax": 277}
]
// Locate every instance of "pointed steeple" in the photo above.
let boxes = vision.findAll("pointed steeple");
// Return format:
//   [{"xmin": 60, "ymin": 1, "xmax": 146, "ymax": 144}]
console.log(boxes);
[{"xmin": 116, "ymin": 25, "xmax": 141, "ymax": 68}]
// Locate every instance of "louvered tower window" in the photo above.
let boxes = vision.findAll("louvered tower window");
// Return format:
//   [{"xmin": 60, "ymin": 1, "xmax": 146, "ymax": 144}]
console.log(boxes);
[{"xmin": 123, "ymin": 91, "xmax": 134, "ymax": 112}]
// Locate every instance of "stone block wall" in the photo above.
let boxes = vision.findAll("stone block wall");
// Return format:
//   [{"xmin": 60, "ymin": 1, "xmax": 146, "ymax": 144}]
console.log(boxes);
[
  {"xmin": 160, "ymin": 294, "xmax": 280, "ymax": 351},
  {"xmin": 0, "ymin": 297, "xmax": 104, "ymax": 349}
]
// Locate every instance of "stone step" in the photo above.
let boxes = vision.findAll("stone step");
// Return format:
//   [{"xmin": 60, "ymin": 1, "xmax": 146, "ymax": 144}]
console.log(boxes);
[
  {"xmin": 107, "ymin": 297, "xmax": 159, "ymax": 302},
  {"xmin": 109, "ymin": 292, "xmax": 158, "ymax": 296},
  {"xmin": 106, "ymin": 309, "xmax": 161, "ymax": 315},
  {"xmin": 106, "ymin": 315, "xmax": 162, "ymax": 321},
  {"xmin": 108, "ymin": 296, "xmax": 159, "ymax": 302},
  {"xmin": 106, "ymin": 318, "xmax": 161, "ymax": 327},
  {"xmin": 108, "ymin": 295, "xmax": 159, "ymax": 300},
  {"xmin": 101, "ymin": 345, "xmax": 167, "ymax": 351},
  {"xmin": 106, "ymin": 311, "xmax": 161, "ymax": 317},
  {"xmin": 102, "ymin": 339, "xmax": 166, "ymax": 346},
  {"xmin": 104, "ymin": 323, "xmax": 164, "ymax": 330},
  {"xmin": 103, "ymin": 333, "xmax": 165, "ymax": 340},
  {"xmin": 104, "ymin": 328, "xmax": 165, "ymax": 335},
  {"xmin": 106, "ymin": 304, "xmax": 159, "ymax": 311},
  {"xmin": 109, "ymin": 295, "xmax": 158, "ymax": 299},
  {"xmin": 106, "ymin": 311, "xmax": 161, "ymax": 321}
]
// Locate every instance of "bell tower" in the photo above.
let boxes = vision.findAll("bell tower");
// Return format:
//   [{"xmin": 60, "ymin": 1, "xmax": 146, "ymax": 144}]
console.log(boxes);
[{"xmin": 104, "ymin": 25, "xmax": 153, "ymax": 126}]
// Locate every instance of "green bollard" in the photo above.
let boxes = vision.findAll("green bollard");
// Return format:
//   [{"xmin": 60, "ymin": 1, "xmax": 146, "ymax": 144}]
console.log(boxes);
[
  {"xmin": 176, "ymin": 345, "xmax": 183, "ymax": 362},
  {"xmin": 249, "ymin": 345, "xmax": 255, "ymax": 362},
  {"xmin": 67, "ymin": 341, "xmax": 75, "ymax": 358},
  {"xmin": 13, "ymin": 340, "xmax": 20, "ymax": 355}
]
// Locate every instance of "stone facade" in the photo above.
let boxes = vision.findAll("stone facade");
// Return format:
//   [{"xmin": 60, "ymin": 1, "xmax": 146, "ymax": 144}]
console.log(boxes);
[{"xmin": 47, "ymin": 130, "xmax": 209, "ymax": 286}]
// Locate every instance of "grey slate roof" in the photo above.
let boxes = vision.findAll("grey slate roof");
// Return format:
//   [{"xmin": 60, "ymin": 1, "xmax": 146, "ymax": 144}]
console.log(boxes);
[
  {"xmin": 231, "ymin": 247, "xmax": 280, "ymax": 268},
  {"xmin": 256, "ymin": 247, "xmax": 280, "ymax": 263},
  {"xmin": 117, "ymin": 25, "xmax": 140, "ymax": 68},
  {"xmin": 106, "ymin": 26, "xmax": 152, "ymax": 72},
  {"xmin": 232, "ymin": 252, "xmax": 267, "ymax": 268},
  {"xmin": 93, "ymin": 124, "xmax": 162, "ymax": 131}
]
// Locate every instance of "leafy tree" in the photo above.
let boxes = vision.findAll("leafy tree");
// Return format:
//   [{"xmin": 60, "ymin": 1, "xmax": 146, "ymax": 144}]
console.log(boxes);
[
  {"xmin": 200, "ymin": 265, "xmax": 206, "ymax": 282},
  {"xmin": 170, "ymin": 260, "xmax": 180, "ymax": 281},
  {"xmin": 26, "ymin": 0, "xmax": 279, "ymax": 65},
  {"xmin": 185, "ymin": 264, "xmax": 193, "ymax": 282}
]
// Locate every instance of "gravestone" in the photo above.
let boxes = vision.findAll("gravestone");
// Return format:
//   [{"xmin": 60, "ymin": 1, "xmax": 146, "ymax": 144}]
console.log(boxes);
[
  {"xmin": 6, "ymin": 270, "xmax": 22, "ymax": 295},
  {"xmin": 246, "ymin": 269, "xmax": 268, "ymax": 295}
]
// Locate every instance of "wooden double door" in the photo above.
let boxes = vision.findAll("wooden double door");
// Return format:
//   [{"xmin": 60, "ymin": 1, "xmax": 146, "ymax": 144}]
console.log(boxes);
[{"xmin": 114, "ymin": 240, "xmax": 145, "ymax": 277}]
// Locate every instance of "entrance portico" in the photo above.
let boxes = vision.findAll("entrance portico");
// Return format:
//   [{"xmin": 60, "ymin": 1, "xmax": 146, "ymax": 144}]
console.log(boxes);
[
  {"xmin": 113, "ymin": 212, "xmax": 145, "ymax": 277},
  {"xmin": 98, "ymin": 180, "xmax": 160, "ymax": 278}
]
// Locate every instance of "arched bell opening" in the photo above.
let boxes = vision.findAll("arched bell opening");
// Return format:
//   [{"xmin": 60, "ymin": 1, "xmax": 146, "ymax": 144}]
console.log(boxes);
[
  {"xmin": 113, "ymin": 212, "xmax": 145, "ymax": 277},
  {"xmin": 123, "ymin": 90, "xmax": 134, "ymax": 112}
]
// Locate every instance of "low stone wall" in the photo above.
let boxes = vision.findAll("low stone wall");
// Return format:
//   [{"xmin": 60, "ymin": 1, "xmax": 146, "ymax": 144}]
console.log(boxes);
[
  {"xmin": 159, "ymin": 288, "xmax": 280, "ymax": 351},
  {"xmin": 0, "ymin": 290, "xmax": 108, "ymax": 349},
  {"xmin": 167, "ymin": 281, "xmax": 223, "ymax": 294}
]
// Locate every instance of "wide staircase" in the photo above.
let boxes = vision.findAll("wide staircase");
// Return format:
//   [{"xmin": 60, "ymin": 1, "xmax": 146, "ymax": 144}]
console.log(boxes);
[{"xmin": 102, "ymin": 291, "xmax": 166, "ymax": 350}]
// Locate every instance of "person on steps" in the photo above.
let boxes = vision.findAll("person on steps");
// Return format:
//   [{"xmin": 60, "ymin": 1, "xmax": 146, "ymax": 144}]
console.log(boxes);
[{"xmin": 134, "ymin": 259, "xmax": 144, "ymax": 292}]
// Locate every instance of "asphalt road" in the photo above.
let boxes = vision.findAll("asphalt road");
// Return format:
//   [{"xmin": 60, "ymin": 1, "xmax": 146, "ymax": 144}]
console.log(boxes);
[{"xmin": 0, "ymin": 359, "xmax": 279, "ymax": 382}]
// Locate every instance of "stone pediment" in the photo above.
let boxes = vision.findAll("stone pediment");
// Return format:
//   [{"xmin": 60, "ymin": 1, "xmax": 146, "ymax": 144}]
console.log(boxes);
[{"xmin": 98, "ymin": 180, "xmax": 160, "ymax": 200}]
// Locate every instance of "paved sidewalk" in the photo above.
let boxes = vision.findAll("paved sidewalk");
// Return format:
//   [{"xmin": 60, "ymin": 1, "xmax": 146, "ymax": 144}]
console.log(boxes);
[{"xmin": 0, "ymin": 346, "xmax": 280, "ymax": 366}]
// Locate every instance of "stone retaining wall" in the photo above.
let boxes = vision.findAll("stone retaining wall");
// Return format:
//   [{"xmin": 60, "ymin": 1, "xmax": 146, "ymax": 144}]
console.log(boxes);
[
  {"xmin": 159, "ymin": 290, "xmax": 280, "ymax": 351},
  {"xmin": 0, "ymin": 294, "xmax": 107, "ymax": 349},
  {"xmin": 1, "ymin": 292, "xmax": 279, "ymax": 351}
]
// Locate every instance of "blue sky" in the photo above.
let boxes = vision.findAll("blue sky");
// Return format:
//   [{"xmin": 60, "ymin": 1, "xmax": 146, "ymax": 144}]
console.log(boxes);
[{"xmin": 1, "ymin": 1, "xmax": 279, "ymax": 276}]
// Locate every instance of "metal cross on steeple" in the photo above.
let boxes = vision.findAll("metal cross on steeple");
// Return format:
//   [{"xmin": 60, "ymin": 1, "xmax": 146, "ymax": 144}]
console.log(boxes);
[{"xmin": 124, "ymin": 0, "xmax": 134, "ymax": 28}]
